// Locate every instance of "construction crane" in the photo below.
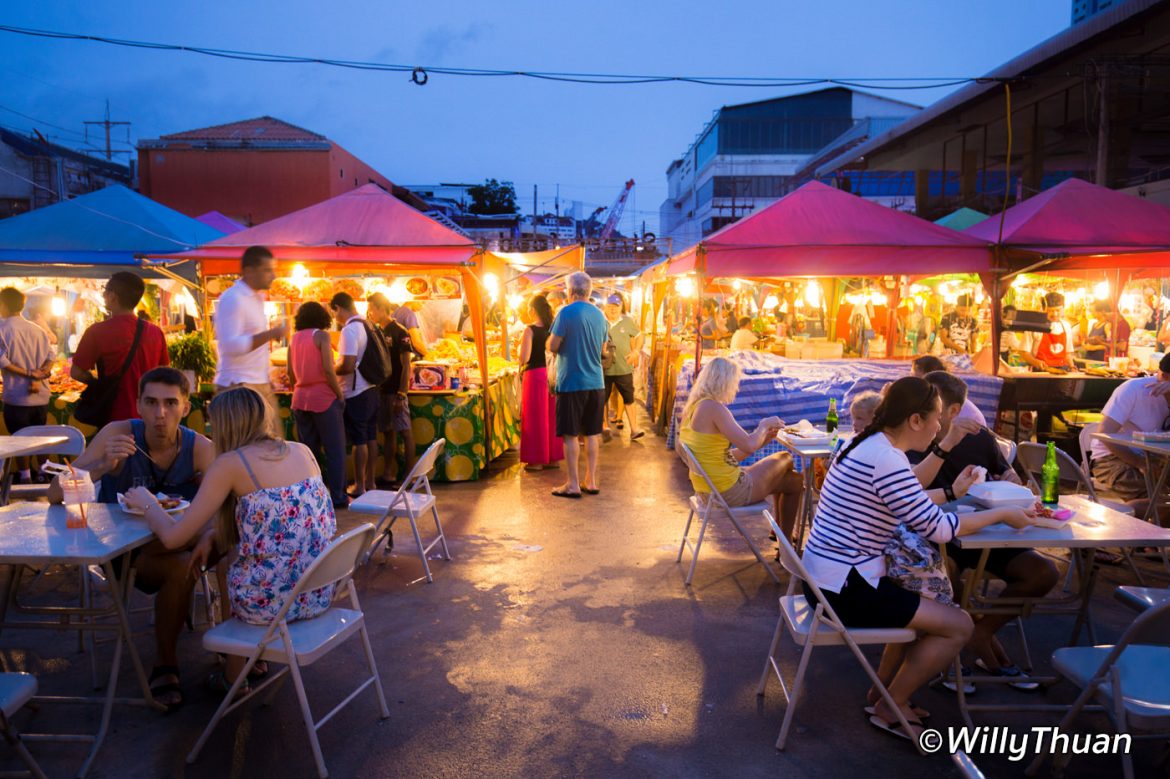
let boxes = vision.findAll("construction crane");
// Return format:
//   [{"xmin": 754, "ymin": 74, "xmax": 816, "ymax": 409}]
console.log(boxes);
[{"xmin": 599, "ymin": 179, "xmax": 635, "ymax": 240}]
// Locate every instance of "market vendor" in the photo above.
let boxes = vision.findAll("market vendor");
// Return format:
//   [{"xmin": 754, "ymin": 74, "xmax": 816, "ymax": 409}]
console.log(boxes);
[
  {"xmin": 699, "ymin": 299, "xmax": 729, "ymax": 349},
  {"xmin": 939, "ymin": 295, "xmax": 978, "ymax": 355},
  {"xmin": 1020, "ymin": 292, "xmax": 1076, "ymax": 372},
  {"xmin": 390, "ymin": 301, "xmax": 428, "ymax": 358}
]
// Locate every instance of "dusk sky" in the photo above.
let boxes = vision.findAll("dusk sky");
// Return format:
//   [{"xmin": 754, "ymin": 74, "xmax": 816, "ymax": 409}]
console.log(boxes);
[{"xmin": 1, "ymin": 1, "xmax": 1069, "ymax": 234}]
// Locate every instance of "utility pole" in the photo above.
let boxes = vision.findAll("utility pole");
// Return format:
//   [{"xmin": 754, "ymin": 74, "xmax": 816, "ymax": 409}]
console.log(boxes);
[
  {"xmin": 1095, "ymin": 62, "xmax": 1111, "ymax": 187},
  {"xmin": 83, "ymin": 100, "xmax": 131, "ymax": 161},
  {"xmin": 532, "ymin": 184, "xmax": 538, "ymax": 250}
]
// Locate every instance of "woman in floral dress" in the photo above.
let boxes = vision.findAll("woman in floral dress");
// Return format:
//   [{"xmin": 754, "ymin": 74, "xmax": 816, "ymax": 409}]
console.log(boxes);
[{"xmin": 126, "ymin": 387, "xmax": 337, "ymax": 692}]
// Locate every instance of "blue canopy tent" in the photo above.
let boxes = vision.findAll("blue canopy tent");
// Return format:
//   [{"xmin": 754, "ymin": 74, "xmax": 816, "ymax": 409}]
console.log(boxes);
[{"xmin": 0, "ymin": 185, "xmax": 222, "ymax": 282}]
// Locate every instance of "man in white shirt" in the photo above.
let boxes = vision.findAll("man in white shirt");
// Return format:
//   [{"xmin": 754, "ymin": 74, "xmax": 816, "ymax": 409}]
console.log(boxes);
[
  {"xmin": 911, "ymin": 354, "xmax": 987, "ymax": 426},
  {"xmin": 1090, "ymin": 353, "xmax": 1170, "ymax": 501},
  {"xmin": 212, "ymin": 246, "xmax": 286, "ymax": 433},
  {"xmin": 331, "ymin": 292, "xmax": 380, "ymax": 498},
  {"xmin": 729, "ymin": 317, "xmax": 758, "ymax": 351}
]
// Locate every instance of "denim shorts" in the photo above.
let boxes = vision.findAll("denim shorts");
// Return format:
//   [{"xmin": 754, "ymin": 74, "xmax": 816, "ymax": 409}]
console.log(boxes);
[{"xmin": 343, "ymin": 388, "xmax": 379, "ymax": 444}]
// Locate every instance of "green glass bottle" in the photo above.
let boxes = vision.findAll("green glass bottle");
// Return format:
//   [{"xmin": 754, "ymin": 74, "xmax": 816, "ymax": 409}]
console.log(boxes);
[
  {"xmin": 826, "ymin": 398, "xmax": 838, "ymax": 434},
  {"xmin": 1041, "ymin": 441, "xmax": 1060, "ymax": 506}
]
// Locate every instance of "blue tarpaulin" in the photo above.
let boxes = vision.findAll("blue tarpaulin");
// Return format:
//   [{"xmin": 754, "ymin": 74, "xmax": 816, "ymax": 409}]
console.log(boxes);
[{"xmin": 0, "ymin": 185, "xmax": 222, "ymax": 270}]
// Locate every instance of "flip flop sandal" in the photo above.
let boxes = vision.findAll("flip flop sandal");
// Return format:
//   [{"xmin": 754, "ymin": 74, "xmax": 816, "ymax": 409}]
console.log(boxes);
[
  {"xmin": 205, "ymin": 670, "xmax": 251, "ymax": 702},
  {"xmin": 248, "ymin": 660, "xmax": 270, "ymax": 681},
  {"xmin": 630, "ymin": 431, "xmax": 645, "ymax": 441},
  {"xmin": 864, "ymin": 701, "xmax": 930, "ymax": 720},
  {"xmin": 867, "ymin": 714, "xmax": 923, "ymax": 743},
  {"xmin": 551, "ymin": 489, "xmax": 582, "ymax": 499},
  {"xmin": 582, "ymin": 488, "xmax": 600, "ymax": 495},
  {"xmin": 149, "ymin": 665, "xmax": 184, "ymax": 713}
]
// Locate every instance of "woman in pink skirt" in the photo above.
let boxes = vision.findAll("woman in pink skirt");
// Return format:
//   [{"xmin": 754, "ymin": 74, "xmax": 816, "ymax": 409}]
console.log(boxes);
[{"xmin": 519, "ymin": 295, "xmax": 563, "ymax": 470}]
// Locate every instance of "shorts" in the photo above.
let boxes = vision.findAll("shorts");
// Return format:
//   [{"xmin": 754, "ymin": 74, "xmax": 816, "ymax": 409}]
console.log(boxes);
[
  {"xmin": 554, "ymin": 389, "xmax": 606, "ymax": 438},
  {"xmin": 802, "ymin": 567, "xmax": 921, "ymax": 629},
  {"xmin": 1091, "ymin": 454, "xmax": 1151, "ymax": 502},
  {"xmin": 604, "ymin": 372, "xmax": 635, "ymax": 405},
  {"xmin": 945, "ymin": 543, "xmax": 1029, "ymax": 580},
  {"xmin": 719, "ymin": 470, "xmax": 754, "ymax": 507},
  {"xmin": 378, "ymin": 393, "xmax": 412, "ymax": 433},
  {"xmin": 2, "ymin": 404, "xmax": 47, "ymax": 434},
  {"xmin": 343, "ymin": 388, "xmax": 379, "ymax": 445}
]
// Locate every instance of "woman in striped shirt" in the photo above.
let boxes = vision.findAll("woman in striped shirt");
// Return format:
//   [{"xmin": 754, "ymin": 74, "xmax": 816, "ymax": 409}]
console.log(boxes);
[{"xmin": 801, "ymin": 376, "xmax": 1035, "ymax": 741}]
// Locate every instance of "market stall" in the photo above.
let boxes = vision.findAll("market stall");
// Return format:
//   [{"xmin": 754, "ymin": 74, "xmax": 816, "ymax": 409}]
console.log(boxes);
[
  {"xmin": 0, "ymin": 185, "xmax": 224, "ymax": 434},
  {"xmin": 160, "ymin": 184, "xmax": 514, "ymax": 482},
  {"xmin": 659, "ymin": 181, "xmax": 997, "ymax": 441},
  {"xmin": 964, "ymin": 178, "xmax": 1170, "ymax": 440}
]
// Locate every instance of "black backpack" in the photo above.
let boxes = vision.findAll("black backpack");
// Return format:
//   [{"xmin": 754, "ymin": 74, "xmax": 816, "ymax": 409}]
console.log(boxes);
[{"xmin": 355, "ymin": 319, "xmax": 393, "ymax": 387}]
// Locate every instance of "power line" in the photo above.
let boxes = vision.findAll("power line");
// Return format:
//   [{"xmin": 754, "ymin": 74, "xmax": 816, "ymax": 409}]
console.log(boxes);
[
  {"xmin": 0, "ymin": 23, "xmax": 988, "ymax": 90},
  {"xmin": 0, "ymin": 103, "xmax": 89, "ymax": 142}
]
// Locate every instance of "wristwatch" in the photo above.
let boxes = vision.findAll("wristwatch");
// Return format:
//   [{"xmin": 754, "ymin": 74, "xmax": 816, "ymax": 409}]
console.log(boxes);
[{"xmin": 929, "ymin": 442, "xmax": 951, "ymax": 460}]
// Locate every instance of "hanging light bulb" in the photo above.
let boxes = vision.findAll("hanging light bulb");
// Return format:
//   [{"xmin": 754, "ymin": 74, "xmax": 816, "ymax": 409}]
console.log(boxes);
[
  {"xmin": 50, "ymin": 295, "xmax": 66, "ymax": 318},
  {"xmin": 483, "ymin": 273, "xmax": 500, "ymax": 303},
  {"xmin": 1093, "ymin": 280, "xmax": 1110, "ymax": 301},
  {"xmin": 674, "ymin": 277, "xmax": 696, "ymax": 298},
  {"xmin": 804, "ymin": 282, "xmax": 822, "ymax": 308}
]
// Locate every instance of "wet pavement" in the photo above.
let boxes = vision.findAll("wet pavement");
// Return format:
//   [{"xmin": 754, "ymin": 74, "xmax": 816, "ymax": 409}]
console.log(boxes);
[{"xmin": 0, "ymin": 419, "xmax": 1164, "ymax": 778}]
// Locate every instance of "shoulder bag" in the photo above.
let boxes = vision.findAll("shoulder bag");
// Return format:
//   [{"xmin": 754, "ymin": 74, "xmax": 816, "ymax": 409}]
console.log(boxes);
[{"xmin": 74, "ymin": 318, "xmax": 146, "ymax": 427}]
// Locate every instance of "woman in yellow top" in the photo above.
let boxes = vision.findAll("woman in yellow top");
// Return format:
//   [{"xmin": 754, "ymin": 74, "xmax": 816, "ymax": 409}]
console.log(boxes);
[{"xmin": 679, "ymin": 356, "xmax": 803, "ymax": 539}]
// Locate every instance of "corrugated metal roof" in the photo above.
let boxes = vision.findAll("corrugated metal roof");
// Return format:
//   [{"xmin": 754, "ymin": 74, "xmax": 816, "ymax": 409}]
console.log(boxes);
[
  {"xmin": 158, "ymin": 116, "xmax": 325, "ymax": 142},
  {"xmin": 815, "ymin": 0, "xmax": 1167, "ymax": 177}
]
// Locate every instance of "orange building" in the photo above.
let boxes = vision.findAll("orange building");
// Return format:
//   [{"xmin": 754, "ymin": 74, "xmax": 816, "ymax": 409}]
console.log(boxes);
[{"xmin": 138, "ymin": 116, "xmax": 423, "ymax": 225}]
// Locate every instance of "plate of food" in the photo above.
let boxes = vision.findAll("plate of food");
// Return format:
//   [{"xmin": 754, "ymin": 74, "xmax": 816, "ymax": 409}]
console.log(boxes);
[
  {"xmin": 1029, "ymin": 501, "xmax": 1075, "ymax": 529},
  {"xmin": 782, "ymin": 419, "xmax": 832, "ymax": 445},
  {"xmin": 434, "ymin": 276, "xmax": 460, "ymax": 298},
  {"xmin": 405, "ymin": 277, "xmax": 430, "ymax": 297},
  {"xmin": 117, "ymin": 493, "xmax": 189, "ymax": 516},
  {"xmin": 303, "ymin": 279, "xmax": 334, "ymax": 302},
  {"xmin": 333, "ymin": 279, "xmax": 365, "ymax": 300}
]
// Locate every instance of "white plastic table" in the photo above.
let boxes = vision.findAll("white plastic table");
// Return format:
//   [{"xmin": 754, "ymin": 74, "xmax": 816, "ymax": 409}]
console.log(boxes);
[
  {"xmin": 774, "ymin": 433, "xmax": 840, "ymax": 549},
  {"xmin": 947, "ymin": 494, "xmax": 1170, "ymax": 726},
  {"xmin": 0, "ymin": 502, "xmax": 159, "ymax": 777},
  {"xmin": 0, "ymin": 434, "xmax": 69, "ymax": 505},
  {"xmin": 1091, "ymin": 430, "xmax": 1170, "ymax": 525},
  {"xmin": 0, "ymin": 435, "xmax": 68, "ymax": 461}
]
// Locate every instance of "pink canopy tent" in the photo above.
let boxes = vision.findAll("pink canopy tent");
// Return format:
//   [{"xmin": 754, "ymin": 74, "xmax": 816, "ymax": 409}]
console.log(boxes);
[
  {"xmin": 156, "ymin": 185, "xmax": 496, "ymax": 443},
  {"xmin": 165, "ymin": 184, "xmax": 478, "ymax": 273},
  {"xmin": 667, "ymin": 181, "xmax": 994, "ymax": 279},
  {"xmin": 965, "ymin": 177, "xmax": 1170, "ymax": 273},
  {"xmin": 195, "ymin": 211, "xmax": 246, "ymax": 235}
]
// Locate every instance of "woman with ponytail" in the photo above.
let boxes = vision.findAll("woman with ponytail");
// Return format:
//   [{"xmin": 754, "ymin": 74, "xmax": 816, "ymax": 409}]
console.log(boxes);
[
  {"xmin": 679, "ymin": 356, "xmax": 803, "ymax": 537},
  {"xmin": 801, "ymin": 376, "xmax": 1035, "ymax": 742}
]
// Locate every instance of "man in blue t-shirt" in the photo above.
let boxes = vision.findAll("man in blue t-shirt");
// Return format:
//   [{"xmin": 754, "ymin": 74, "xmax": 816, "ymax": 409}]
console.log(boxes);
[{"xmin": 549, "ymin": 272, "xmax": 609, "ymax": 498}]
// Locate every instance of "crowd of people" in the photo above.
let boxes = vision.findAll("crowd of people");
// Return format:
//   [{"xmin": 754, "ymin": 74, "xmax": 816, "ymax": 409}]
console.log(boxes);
[{"xmin": 11, "ymin": 240, "xmax": 1166, "ymax": 747}]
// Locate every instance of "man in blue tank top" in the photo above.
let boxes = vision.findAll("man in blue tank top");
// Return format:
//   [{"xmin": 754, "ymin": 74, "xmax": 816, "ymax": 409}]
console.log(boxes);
[{"xmin": 49, "ymin": 367, "xmax": 215, "ymax": 711}]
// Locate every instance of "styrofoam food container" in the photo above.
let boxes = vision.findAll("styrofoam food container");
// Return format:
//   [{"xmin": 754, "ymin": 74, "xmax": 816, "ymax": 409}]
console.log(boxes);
[{"xmin": 967, "ymin": 481, "xmax": 1035, "ymax": 510}]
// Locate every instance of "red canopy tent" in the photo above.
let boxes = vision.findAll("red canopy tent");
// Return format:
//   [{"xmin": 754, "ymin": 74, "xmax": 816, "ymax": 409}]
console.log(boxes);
[
  {"xmin": 665, "ymin": 180, "xmax": 995, "ymax": 365},
  {"xmin": 965, "ymin": 178, "xmax": 1170, "ymax": 362},
  {"xmin": 965, "ymin": 178, "xmax": 1170, "ymax": 273},
  {"xmin": 667, "ymin": 181, "xmax": 994, "ymax": 278},
  {"xmin": 155, "ymin": 184, "xmax": 494, "ymax": 440}
]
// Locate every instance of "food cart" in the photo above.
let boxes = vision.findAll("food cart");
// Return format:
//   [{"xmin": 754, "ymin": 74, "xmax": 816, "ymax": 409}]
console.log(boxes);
[
  {"xmin": 161, "ymin": 184, "xmax": 515, "ymax": 482},
  {"xmin": 0, "ymin": 185, "xmax": 222, "ymax": 434}
]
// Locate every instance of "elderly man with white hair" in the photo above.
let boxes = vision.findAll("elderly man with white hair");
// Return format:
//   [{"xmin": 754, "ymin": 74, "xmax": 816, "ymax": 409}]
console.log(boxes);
[{"xmin": 547, "ymin": 271, "xmax": 610, "ymax": 498}]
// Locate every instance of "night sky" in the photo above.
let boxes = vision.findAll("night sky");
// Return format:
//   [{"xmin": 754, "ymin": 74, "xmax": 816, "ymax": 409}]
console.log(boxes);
[{"xmin": 1, "ymin": 0, "xmax": 1068, "ymax": 233}]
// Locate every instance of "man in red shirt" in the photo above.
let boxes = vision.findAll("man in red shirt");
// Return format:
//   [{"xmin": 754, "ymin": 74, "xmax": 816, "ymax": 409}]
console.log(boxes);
[{"xmin": 72, "ymin": 272, "xmax": 170, "ymax": 421}]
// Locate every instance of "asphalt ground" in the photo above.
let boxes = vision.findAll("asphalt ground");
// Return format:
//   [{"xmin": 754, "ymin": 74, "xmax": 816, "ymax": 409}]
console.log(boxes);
[{"xmin": 0, "ymin": 416, "xmax": 1164, "ymax": 778}]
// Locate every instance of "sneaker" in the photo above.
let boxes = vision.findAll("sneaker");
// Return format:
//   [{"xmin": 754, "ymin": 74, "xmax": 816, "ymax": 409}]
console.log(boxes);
[
  {"xmin": 974, "ymin": 659, "xmax": 1040, "ymax": 692},
  {"xmin": 940, "ymin": 666, "xmax": 976, "ymax": 695}
]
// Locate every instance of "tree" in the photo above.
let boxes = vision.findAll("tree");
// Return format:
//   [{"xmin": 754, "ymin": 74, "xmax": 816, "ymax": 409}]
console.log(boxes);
[{"xmin": 468, "ymin": 179, "xmax": 518, "ymax": 215}]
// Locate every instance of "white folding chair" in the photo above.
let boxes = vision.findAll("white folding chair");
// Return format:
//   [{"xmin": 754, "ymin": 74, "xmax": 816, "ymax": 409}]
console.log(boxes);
[
  {"xmin": 1114, "ymin": 585, "xmax": 1170, "ymax": 613},
  {"xmin": 0, "ymin": 672, "xmax": 46, "ymax": 779},
  {"xmin": 187, "ymin": 524, "xmax": 389, "ymax": 779},
  {"xmin": 349, "ymin": 439, "xmax": 450, "ymax": 583},
  {"xmin": 756, "ymin": 510, "xmax": 921, "ymax": 752},
  {"xmin": 676, "ymin": 443, "xmax": 779, "ymax": 586},
  {"xmin": 0, "ymin": 425, "xmax": 85, "ymax": 504},
  {"xmin": 993, "ymin": 433, "xmax": 1016, "ymax": 473},
  {"xmin": 1025, "ymin": 598, "xmax": 1170, "ymax": 779}
]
